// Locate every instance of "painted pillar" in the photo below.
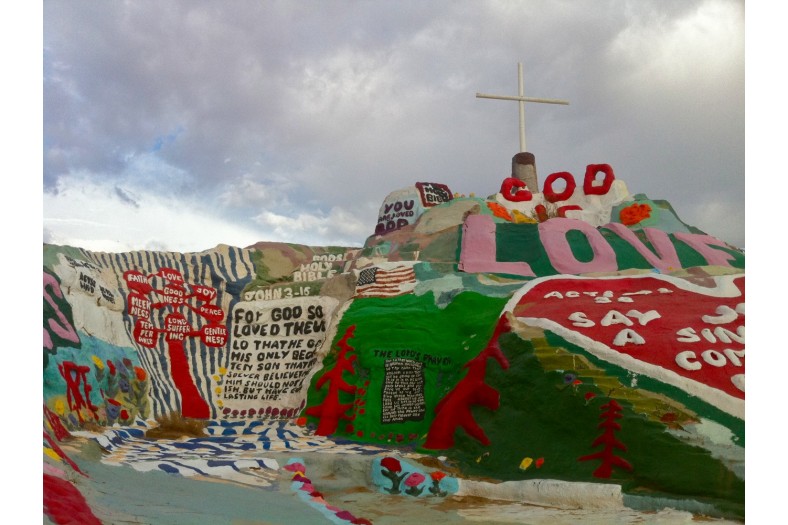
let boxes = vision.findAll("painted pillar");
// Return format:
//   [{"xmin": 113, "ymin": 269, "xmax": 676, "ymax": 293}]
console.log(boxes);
[{"xmin": 512, "ymin": 152, "xmax": 538, "ymax": 193}]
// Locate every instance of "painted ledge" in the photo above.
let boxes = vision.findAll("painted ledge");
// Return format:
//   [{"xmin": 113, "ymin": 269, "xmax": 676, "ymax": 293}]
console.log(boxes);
[{"xmin": 455, "ymin": 478, "xmax": 624, "ymax": 510}]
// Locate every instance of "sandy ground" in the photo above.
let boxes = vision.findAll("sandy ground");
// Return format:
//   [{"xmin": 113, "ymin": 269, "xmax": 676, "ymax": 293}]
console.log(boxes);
[{"xmin": 46, "ymin": 436, "xmax": 743, "ymax": 525}]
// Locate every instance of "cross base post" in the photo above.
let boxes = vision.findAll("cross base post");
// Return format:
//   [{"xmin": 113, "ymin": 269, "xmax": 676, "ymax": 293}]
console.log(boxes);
[{"xmin": 512, "ymin": 152, "xmax": 538, "ymax": 193}]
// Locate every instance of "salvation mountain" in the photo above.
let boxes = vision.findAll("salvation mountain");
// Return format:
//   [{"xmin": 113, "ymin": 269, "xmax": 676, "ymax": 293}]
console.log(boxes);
[{"xmin": 43, "ymin": 162, "xmax": 744, "ymax": 523}]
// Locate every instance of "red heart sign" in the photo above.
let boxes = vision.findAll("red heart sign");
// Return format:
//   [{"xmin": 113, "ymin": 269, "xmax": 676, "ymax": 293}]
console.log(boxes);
[
  {"xmin": 162, "ymin": 284, "xmax": 186, "ymax": 306},
  {"xmin": 201, "ymin": 323, "xmax": 227, "ymax": 347},
  {"xmin": 164, "ymin": 312, "xmax": 191, "ymax": 342},
  {"xmin": 133, "ymin": 319, "xmax": 157, "ymax": 348},
  {"xmin": 127, "ymin": 292, "xmax": 151, "ymax": 319},
  {"xmin": 191, "ymin": 284, "xmax": 218, "ymax": 303},
  {"xmin": 123, "ymin": 270, "xmax": 152, "ymax": 295},
  {"xmin": 506, "ymin": 274, "xmax": 744, "ymax": 418},
  {"xmin": 199, "ymin": 304, "xmax": 224, "ymax": 323},
  {"xmin": 157, "ymin": 267, "xmax": 184, "ymax": 284}
]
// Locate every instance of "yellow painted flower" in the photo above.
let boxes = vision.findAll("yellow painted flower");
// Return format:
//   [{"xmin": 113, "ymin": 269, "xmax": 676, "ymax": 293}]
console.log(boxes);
[
  {"xmin": 91, "ymin": 355, "xmax": 105, "ymax": 369},
  {"xmin": 511, "ymin": 209, "xmax": 537, "ymax": 224},
  {"xmin": 53, "ymin": 398, "xmax": 66, "ymax": 416},
  {"xmin": 218, "ymin": 367, "xmax": 227, "ymax": 375},
  {"xmin": 519, "ymin": 457, "xmax": 534, "ymax": 471},
  {"xmin": 217, "ymin": 400, "xmax": 224, "ymax": 408},
  {"xmin": 212, "ymin": 375, "xmax": 221, "ymax": 382},
  {"xmin": 215, "ymin": 387, "xmax": 222, "ymax": 394},
  {"xmin": 44, "ymin": 448, "xmax": 62, "ymax": 462}
]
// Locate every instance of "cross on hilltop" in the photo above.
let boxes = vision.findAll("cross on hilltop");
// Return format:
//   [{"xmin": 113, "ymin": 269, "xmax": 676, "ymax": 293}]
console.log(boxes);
[{"xmin": 476, "ymin": 63, "xmax": 569, "ymax": 153}]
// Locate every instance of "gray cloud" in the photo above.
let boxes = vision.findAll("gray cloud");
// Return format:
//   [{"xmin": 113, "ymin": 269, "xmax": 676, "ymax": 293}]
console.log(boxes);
[
  {"xmin": 114, "ymin": 186, "xmax": 140, "ymax": 208},
  {"xmin": 43, "ymin": 0, "xmax": 744, "ymax": 251}
]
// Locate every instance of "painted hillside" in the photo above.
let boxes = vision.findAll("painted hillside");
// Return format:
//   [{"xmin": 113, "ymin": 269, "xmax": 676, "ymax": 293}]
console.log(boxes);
[{"xmin": 43, "ymin": 161, "xmax": 745, "ymax": 524}]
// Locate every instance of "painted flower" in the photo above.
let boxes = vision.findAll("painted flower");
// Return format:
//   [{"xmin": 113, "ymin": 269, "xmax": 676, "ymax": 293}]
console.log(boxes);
[
  {"xmin": 404, "ymin": 472, "xmax": 426, "ymax": 496},
  {"xmin": 380, "ymin": 457, "xmax": 408, "ymax": 494},
  {"xmin": 535, "ymin": 458, "xmax": 545, "ymax": 468},
  {"xmin": 119, "ymin": 376, "xmax": 130, "ymax": 393},
  {"xmin": 619, "ymin": 203, "xmax": 652, "ymax": 226},
  {"xmin": 91, "ymin": 355, "xmax": 105, "ymax": 370},
  {"xmin": 218, "ymin": 367, "xmax": 227, "ymax": 375},
  {"xmin": 134, "ymin": 366, "xmax": 147, "ymax": 382},
  {"xmin": 428, "ymin": 470, "xmax": 448, "ymax": 497},
  {"xmin": 106, "ymin": 403, "xmax": 120, "ymax": 420},
  {"xmin": 404, "ymin": 472, "xmax": 425, "ymax": 487},
  {"xmin": 53, "ymin": 398, "xmax": 66, "ymax": 416},
  {"xmin": 487, "ymin": 201, "xmax": 513, "ymax": 222},
  {"xmin": 293, "ymin": 473, "xmax": 312, "ymax": 484},
  {"xmin": 381, "ymin": 457, "xmax": 402, "ymax": 473},
  {"xmin": 107, "ymin": 360, "xmax": 116, "ymax": 376},
  {"xmin": 284, "ymin": 462, "xmax": 306, "ymax": 473},
  {"xmin": 120, "ymin": 409, "xmax": 129, "ymax": 420},
  {"xmin": 585, "ymin": 392, "xmax": 597, "ymax": 401},
  {"xmin": 563, "ymin": 373, "xmax": 577, "ymax": 384},
  {"xmin": 511, "ymin": 209, "xmax": 537, "ymax": 224},
  {"xmin": 535, "ymin": 204, "xmax": 549, "ymax": 222},
  {"xmin": 335, "ymin": 510, "xmax": 356, "ymax": 522}
]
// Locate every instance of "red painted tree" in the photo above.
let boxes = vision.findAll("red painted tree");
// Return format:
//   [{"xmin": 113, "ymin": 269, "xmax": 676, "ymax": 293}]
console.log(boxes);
[
  {"xmin": 124, "ymin": 267, "xmax": 227, "ymax": 419},
  {"xmin": 423, "ymin": 316, "xmax": 511, "ymax": 449},
  {"xmin": 578, "ymin": 398, "xmax": 634, "ymax": 478},
  {"xmin": 44, "ymin": 405, "xmax": 72, "ymax": 442},
  {"xmin": 305, "ymin": 325, "xmax": 358, "ymax": 435}
]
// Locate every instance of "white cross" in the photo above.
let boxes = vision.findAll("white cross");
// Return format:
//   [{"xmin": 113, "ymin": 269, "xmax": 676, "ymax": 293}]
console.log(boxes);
[{"xmin": 476, "ymin": 63, "xmax": 569, "ymax": 152}]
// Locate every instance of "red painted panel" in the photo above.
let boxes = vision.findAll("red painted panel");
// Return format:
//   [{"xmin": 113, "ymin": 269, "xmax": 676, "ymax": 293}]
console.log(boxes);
[{"xmin": 509, "ymin": 275, "xmax": 744, "ymax": 413}]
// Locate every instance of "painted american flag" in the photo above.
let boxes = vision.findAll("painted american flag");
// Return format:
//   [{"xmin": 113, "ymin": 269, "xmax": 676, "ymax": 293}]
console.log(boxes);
[{"xmin": 354, "ymin": 264, "xmax": 417, "ymax": 298}]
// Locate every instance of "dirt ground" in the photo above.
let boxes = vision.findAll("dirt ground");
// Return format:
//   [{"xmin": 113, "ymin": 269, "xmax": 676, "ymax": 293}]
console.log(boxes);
[{"xmin": 44, "ymin": 436, "xmax": 743, "ymax": 525}]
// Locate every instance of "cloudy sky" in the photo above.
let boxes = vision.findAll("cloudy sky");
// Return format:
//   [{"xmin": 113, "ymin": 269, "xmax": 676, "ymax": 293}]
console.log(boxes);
[{"xmin": 42, "ymin": 0, "xmax": 745, "ymax": 253}]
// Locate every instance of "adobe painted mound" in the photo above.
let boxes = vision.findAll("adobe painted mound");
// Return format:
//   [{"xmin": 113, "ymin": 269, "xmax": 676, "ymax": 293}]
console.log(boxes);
[{"xmin": 43, "ymin": 163, "xmax": 744, "ymax": 523}]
